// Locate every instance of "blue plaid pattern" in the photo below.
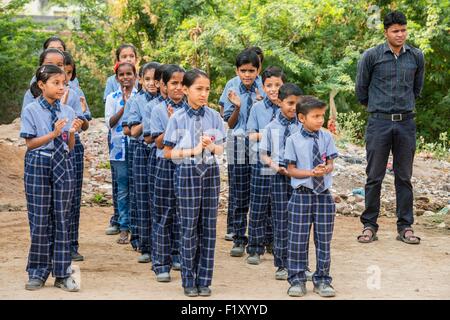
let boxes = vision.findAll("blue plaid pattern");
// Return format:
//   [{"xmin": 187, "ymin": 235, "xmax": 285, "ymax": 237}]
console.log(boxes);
[
  {"xmin": 247, "ymin": 163, "xmax": 272, "ymax": 255},
  {"xmin": 153, "ymin": 158, "xmax": 180, "ymax": 274},
  {"xmin": 287, "ymin": 187, "xmax": 335, "ymax": 285},
  {"xmin": 127, "ymin": 139, "xmax": 139, "ymax": 249},
  {"xmin": 176, "ymin": 163, "xmax": 220, "ymax": 288},
  {"xmin": 147, "ymin": 145, "xmax": 158, "ymax": 258},
  {"xmin": 24, "ymin": 151, "xmax": 74, "ymax": 281},
  {"xmin": 301, "ymin": 129, "xmax": 325, "ymax": 193},
  {"xmin": 225, "ymin": 130, "xmax": 235, "ymax": 234},
  {"xmin": 270, "ymin": 172, "xmax": 292, "ymax": 268},
  {"xmin": 133, "ymin": 141, "xmax": 151, "ymax": 254},
  {"xmin": 230, "ymin": 135, "xmax": 251, "ymax": 245},
  {"xmin": 69, "ymin": 135, "xmax": 84, "ymax": 254}
]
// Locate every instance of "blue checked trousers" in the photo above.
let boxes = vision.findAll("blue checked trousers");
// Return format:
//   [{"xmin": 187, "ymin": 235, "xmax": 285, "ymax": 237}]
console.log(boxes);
[
  {"xmin": 176, "ymin": 163, "xmax": 220, "ymax": 288},
  {"xmin": 133, "ymin": 141, "xmax": 151, "ymax": 254},
  {"xmin": 287, "ymin": 187, "xmax": 335, "ymax": 285},
  {"xmin": 270, "ymin": 172, "xmax": 292, "ymax": 268},
  {"xmin": 69, "ymin": 135, "xmax": 84, "ymax": 254},
  {"xmin": 229, "ymin": 135, "xmax": 251, "ymax": 246},
  {"xmin": 128, "ymin": 139, "xmax": 139, "ymax": 249},
  {"xmin": 24, "ymin": 151, "xmax": 74, "ymax": 281},
  {"xmin": 247, "ymin": 162, "xmax": 272, "ymax": 255},
  {"xmin": 153, "ymin": 158, "xmax": 181, "ymax": 274}
]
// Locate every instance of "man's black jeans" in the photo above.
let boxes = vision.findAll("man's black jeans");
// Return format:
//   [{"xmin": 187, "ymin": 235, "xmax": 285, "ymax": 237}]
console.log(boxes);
[{"xmin": 361, "ymin": 115, "xmax": 416, "ymax": 233}]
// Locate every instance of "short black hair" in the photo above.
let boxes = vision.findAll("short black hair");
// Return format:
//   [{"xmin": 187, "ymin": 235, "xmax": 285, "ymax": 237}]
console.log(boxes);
[
  {"xmin": 43, "ymin": 36, "xmax": 66, "ymax": 51},
  {"xmin": 62, "ymin": 51, "xmax": 76, "ymax": 81},
  {"xmin": 235, "ymin": 49, "xmax": 260, "ymax": 69},
  {"xmin": 296, "ymin": 96, "xmax": 327, "ymax": 116},
  {"xmin": 384, "ymin": 11, "xmax": 407, "ymax": 29},
  {"xmin": 261, "ymin": 66, "xmax": 286, "ymax": 84},
  {"xmin": 278, "ymin": 83, "xmax": 304, "ymax": 101},
  {"xmin": 247, "ymin": 46, "xmax": 264, "ymax": 64}
]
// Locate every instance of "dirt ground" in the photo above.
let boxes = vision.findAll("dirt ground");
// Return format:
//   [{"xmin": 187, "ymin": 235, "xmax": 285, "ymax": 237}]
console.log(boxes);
[{"xmin": 0, "ymin": 206, "xmax": 449, "ymax": 300}]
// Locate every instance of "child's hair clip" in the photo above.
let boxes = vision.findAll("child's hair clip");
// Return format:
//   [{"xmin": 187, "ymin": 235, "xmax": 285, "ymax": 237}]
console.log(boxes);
[{"xmin": 41, "ymin": 66, "xmax": 46, "ymax": 73}]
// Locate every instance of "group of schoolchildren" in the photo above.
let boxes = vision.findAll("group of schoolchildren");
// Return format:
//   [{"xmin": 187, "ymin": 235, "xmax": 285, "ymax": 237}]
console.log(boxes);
[{"xmin": 20, "ymin": 38, "xmax": 338, "ymax": 298}]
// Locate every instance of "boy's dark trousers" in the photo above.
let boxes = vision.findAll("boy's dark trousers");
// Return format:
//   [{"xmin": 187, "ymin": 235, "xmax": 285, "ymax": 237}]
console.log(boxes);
[{"xmin": 361, "ymin": 115, "xmax": 416, "ymax": 233}]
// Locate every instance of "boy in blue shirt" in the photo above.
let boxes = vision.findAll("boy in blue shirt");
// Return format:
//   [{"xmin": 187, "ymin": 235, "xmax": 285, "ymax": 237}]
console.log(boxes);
[
  {"xmin": 220, "ymin": 47, "xmax": 265, "ymax": 241},
  {"xmin": 222, "ymin": 49, "xmax": 260, "ymax": 257},
  {"xmin": 284, "ymin": 96, "xmax": 338, "ymax": 298},
  {"xmin": 246, "ymin": 66, "xmax": 286, "ymax": 265}
]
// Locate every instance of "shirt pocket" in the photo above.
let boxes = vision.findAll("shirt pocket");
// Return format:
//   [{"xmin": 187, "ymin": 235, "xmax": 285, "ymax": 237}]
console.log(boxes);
[{"xmin": 402, "ymin": 62, "xmax": 417, "ymax": 87}]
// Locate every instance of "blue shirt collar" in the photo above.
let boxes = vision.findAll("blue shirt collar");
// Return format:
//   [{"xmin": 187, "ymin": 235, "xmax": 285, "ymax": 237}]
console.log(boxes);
[
  {"xmin": 239, "ymin": 81, "xmax": 257, "ymax": 94},
  {"xmin": 300, "ymin": 127, "xmax": 319, "ymax": 139},
  {"xmin": 38, "ymin": 95, "xmax": 61, "ymax": 112},
  {"xmin": 166, "ymin": 98, "xmax": 186, "ymax": 110},
  {"xmin": 278, "ymin": 112, "xmax": 297, "ymax": 127},
  {"xmin": 185, "ymin": 104, "xmax": 206, "ymax": 118},
  {"xmin": 263, "ymin": 97, "xmax": 278, "ymax": 110}
]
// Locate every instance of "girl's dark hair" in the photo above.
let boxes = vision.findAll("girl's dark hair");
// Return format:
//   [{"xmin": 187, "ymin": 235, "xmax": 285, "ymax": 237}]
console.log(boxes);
[
  {"xmin": 182, "ymin": 69, "xmax": 209, "ymax": 87},
  {"xmin": 43, "ymin": 36, "xmax": 66, "ymax": 51},
  {"xmin": 261, "ymin": 66, "xmax": 286, "ymax": 84},
  {"xmin": 384, "ymin": 11, "xmax": 407, "ymax": 29},
  {"xmin": 279, "ymin": 83, "xmax": 304, "ymax": 101},
  {"xmin": 161, "ymin": 64, "xmax": 185, "ymax": 85},
  {"xmin": 62, "ymin": 51, "xmax": 77, "ymax": 81},
  {"xmin": 115, "ymin": 62, "xmax": 137, "ymax": 76},
  {"xmin": 115, "ymin": 44, "xmax": 137, "ymax": 62},
  {"xmin": 30, "ymin": 64, "xmax": 66, "ymax": 98},
  {"xmin": 137, "ymin": 62, "xmax": 161, "ymax": 91},
  {"xmin": 235, "ymin": 49, "xmax": 260, "ymax": 69},
  {"xmin": 154, "ymin": 64, "xmax": 168, "ymax": 82},
  {"xmin": 39, "ymin": 48, "xmax": 65, "ymax": 66}
]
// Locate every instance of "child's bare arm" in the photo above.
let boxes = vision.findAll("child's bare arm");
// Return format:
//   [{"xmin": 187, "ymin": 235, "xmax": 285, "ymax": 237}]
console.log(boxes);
[
  {"xmin": 131, "ymin": 124, "xmax": 143, "ymax": 138},
  {"xmin": 248, "ymin": 132, "xmax": 262, "ymax": 142},
  {"xmin": 144, "ymin": 135, "xmax": 154, "ymax": 144},
  {"xmin": 155, "ymin": 133, "xmax": 165, "ymax": 149},
  {"xmin": 163, "ymin": 143, "xmax": 203, "ymax": 160}
]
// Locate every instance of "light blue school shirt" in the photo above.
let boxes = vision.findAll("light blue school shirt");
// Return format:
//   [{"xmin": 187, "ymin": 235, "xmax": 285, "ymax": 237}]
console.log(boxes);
[
  {"xmin": 284, "ymin": 128, "xmax": 339, "ymax": 192},
  {"xmin": 259, "ymin": 112, "xmax": 302, "ymax": 167},
  {"xmin": 163, "ymin": 104, "xmax": 226, "ymax": 164},
  {"xmin": 20, "ymin": 97, "xmax": 76, "ymax": 152}
]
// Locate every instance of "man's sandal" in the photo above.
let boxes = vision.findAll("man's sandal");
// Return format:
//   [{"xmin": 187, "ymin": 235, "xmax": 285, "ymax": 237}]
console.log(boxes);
[
  {"xmin": 357, "ymin": 227, "xmax": 378, "ymax": 243},
  {"xmin": 396, "ymin": 228, "xmax": 421, "ymax": 245},
  {"xmin": 117, "ymin": 231, "xmax": 129, "ymax": 245}
]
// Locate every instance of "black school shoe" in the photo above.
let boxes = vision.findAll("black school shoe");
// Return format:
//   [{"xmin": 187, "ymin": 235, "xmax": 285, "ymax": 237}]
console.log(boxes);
[
  {"xmin": 198, "ymin": 286, "xmax": 211, "ymax": 297},
  {"xmin": 71, "ymin": 252, "xmax": 84, "ymax": 261},
  {"xmin": 184, "ymin": 287, "xmax": 198, "ymax": 297},
  {"xmin": 25, "ymin": 279, "xmax": 45, "ymax": 291}
]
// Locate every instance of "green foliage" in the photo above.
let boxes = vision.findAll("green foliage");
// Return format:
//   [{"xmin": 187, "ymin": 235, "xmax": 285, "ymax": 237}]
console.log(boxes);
[
  {"xmin": 91, "ymin": 193, "xmax": 107, "ymax": 205},
  {"xmin": 1, "ymin": 0, "xmax": 449, "ymax": 145},
  {"xmin": 417, "ymin": 132, "xmax": 449, "ymax": 160},
  {"xmin": 97, "ymin": 161, "xmax": 111, "ymax": 170},
  {"xmin": 336, "ymin": 111, "xmax": 366, "ymax": 146}
]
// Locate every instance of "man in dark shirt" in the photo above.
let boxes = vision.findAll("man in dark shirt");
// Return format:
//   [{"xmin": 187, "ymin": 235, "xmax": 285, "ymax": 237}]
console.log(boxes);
[{"xmin": 355, "ymin": 11, "xmax": 425, "ymax": 245}]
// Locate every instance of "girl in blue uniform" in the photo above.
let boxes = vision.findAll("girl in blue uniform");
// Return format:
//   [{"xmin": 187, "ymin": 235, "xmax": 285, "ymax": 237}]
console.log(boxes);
[
  {"xmin": 164, "ymin": 69, "xmax": 226, "ymax": 297},
  {"xmin": 21, "ymin": 65, "xmax": 84, "ymax": 292},
  {"xmin": 62, "ymin": 51, "xmax": 91, "ymax": 261},
  {"xmin": 129, "ymin": 62, "xmax": 161, "ymax": 263},
  {"xmin": 150, "ymin": 65, "xmax": 185, "ymax": 282}
]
